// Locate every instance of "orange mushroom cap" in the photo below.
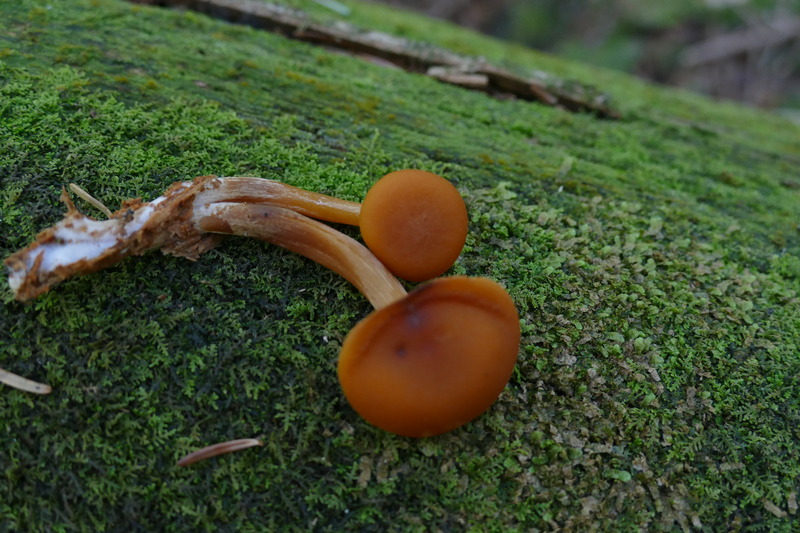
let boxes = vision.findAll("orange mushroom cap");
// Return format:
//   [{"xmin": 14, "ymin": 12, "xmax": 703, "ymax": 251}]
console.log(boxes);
[
  {"xmin": 359, "ymin": 170, "xmax": 468, "ymax": 282},
  {"xmin": 337, "ymin": 276, "xmax": 520, "ymax": 438}
]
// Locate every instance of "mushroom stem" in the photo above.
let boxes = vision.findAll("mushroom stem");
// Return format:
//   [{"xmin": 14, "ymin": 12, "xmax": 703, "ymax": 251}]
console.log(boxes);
[{"xmin": 196, "ymin": 202, "xmax": 406, "ymax": 309}]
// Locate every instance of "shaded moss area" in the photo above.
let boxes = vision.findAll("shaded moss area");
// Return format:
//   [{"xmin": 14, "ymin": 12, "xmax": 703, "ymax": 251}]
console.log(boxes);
[{"xmin": 1, "ymin": 0, "xmax": 799, "ymax": 530}]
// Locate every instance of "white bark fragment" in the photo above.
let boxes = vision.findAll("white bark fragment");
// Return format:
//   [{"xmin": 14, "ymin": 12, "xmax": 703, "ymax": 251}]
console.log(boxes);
[{"xmin": 5, "ymin": 178, "xmax": 217, "ymax": 302}]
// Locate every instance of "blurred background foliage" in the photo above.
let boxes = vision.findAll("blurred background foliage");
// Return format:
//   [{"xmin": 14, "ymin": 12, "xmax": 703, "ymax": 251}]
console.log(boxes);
[{"xmin": 370, "ymin": 0, "xmax": 800, "ymax": 113}]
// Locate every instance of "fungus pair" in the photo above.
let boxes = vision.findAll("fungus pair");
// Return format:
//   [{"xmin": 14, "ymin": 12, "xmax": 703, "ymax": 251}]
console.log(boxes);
[{"xmin": 5, "ymin": 171, "xmax": 519, "ymax": 440}]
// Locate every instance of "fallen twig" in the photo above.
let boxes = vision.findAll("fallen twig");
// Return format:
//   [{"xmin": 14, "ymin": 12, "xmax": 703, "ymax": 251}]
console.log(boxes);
[
  {"xmin": 126, "ymin": 0, "xmax": 620, "ymax": 118},
  {"xmin": 178, "ymin": 438, "xmax": 263, "ymax": 466},
  {"xmin": 0, "ymin": 367, "xmax": 52, "ymax": 394},
  {"xmin": 69, "ymin": 183, "xmax": 113, "ymax": 218}
]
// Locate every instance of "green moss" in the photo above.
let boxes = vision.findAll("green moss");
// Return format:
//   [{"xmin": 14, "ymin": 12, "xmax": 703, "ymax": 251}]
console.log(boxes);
[{"xmin": 1, "ymin": 0, "xmax": 799, "ymax": 530}]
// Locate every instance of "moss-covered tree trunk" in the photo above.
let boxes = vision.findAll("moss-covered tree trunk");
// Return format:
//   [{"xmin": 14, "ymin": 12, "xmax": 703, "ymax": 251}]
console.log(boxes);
[{"xmin": 1, "ymin": 0, "xmax": 798, "ymax": 530}]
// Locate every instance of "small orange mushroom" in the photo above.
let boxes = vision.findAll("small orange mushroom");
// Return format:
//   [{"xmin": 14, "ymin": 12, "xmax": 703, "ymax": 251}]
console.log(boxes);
[
  {"xmin": 359, "ymin": 169, "xmax": 468, "ymax": 282},
  {"xmin": 197, "ymin": 170, "xmax": 468, "ymax": 282},
  {"xmin": 197, "ymin": 203, "xmax": 519, "ymax": 437}
]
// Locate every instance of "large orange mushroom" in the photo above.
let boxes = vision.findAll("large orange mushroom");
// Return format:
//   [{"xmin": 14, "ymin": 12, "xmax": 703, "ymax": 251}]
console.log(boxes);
[
  {"xmin": 196, "ymin": 202, "xmax": 519, "ymax": 437},
  {"xmin": 337, "ymin": 275, "xmax": 519, "ymax": 437}
]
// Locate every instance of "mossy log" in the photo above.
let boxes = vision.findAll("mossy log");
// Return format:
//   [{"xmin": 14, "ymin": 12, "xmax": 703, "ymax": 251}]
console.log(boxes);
[{"xmin": 1, "ymin": 0, "xmax": 799, "ymax": 530}]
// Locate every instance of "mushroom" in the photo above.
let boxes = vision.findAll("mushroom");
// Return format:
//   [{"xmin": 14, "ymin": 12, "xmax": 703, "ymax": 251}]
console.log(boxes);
[
  {"xmin": 197, "ymin": 170, "xmax": 468, "ymax": 281},
  {"xmin": 337, "ymin": 275, "xmax": 520, "ymax": 437},
  {"xmin": 196, "ymin": 202, "xmax": 520, "ymax": 437}
]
